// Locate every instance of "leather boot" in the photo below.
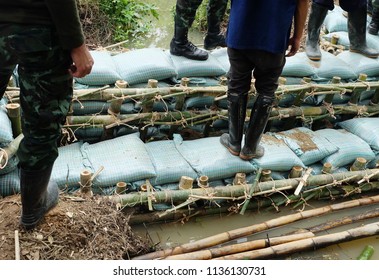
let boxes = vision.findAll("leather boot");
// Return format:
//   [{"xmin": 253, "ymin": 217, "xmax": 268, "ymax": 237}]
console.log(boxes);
[
  {"xmin": 20, "ymin": 165, "xmax": 59, "ymax": 230},
  {"xmin": 239, "ymin": 95, "xmax": 274, "ymax": 161},
  {"xmin": 348, "ymin": 7, "xmax": 379, "ymax": 58},
  {"xmin": 368, "ymin": 7, "xmax": 379, "ymax": 35},
  {"xmin": 305, "ymin": 2, "xmax": 328, "ymax": 61},
  {"xmin": 220, "ymin": 93, "xmax": 248, "ymax": 156},
  {"xmin": 170, "ymin": 26, "xmax": 209, "ymax": 61}
]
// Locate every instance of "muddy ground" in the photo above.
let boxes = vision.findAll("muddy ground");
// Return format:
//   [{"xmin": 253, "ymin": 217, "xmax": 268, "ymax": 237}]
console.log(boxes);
[{"xmin": 0, "ymin": 193, "xmax": 150, "ymax": 260}]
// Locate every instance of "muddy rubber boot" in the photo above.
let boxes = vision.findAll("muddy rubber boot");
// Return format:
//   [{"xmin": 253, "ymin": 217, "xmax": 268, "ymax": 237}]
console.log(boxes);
[
  {"xmin": 20, "ymin": 165, "xmax": 59, "ymax": 230},
  {"xmin": 305, "ymin": 2, "xmax": 328, "ymax": 61},
  {"xmin": 220, "ymin": 93, "xmax": 248, "ymax": 156},
  {"xmin": 348, "ymin": 7, "xmax": 379, "ymax": 58},
  {"xmin": 239, "ymin": 95, "xmax": 273, "ymax": 161},
  {"xmin": 170, "ymin": 26, "xmax": 208, "ymax": 61},
  {"xmin": 368, "ymin": 8, "xmax": 379, "ymax": 35}
]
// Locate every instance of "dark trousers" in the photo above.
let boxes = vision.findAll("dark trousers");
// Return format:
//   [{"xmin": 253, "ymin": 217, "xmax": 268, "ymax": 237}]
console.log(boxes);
[
  {"xmin": 0, "ymin": 24, "xmax": 73, "ymax": 170},
  {"xmin": 227, "ymin": 48, "xmax": 285, "ymax": 102},
  {"xmin": 314, "ymin": 0, "xmax": 367, "ymax": 11}
]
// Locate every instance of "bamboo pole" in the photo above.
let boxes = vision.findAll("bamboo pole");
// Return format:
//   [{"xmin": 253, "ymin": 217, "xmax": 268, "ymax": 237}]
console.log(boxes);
[
  {"xmin": 164, "ymin": 232, "xmax": 315, "ymax": 260},
  {"xmin": 112, "ymin": 169, "xmax": 379, "ymax": 207},
  {"xmin": 214, "ymin": 222, "xmax": 379, "ymax": 260},
  {"xmin": 0, "ymin": 134, "xmax": 24, "ymax": 169},
  {"xmin": 6, "ymin": 103, "xmax": 22, "ymax": 137},
  {"xmin": 131, "ymin": 194, "xmax": 379, "ymax": 259}
]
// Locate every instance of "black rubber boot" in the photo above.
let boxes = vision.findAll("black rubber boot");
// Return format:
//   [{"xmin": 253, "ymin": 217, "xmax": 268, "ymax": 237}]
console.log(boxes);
[
  {"xmin": 368, "ymin": 0, "xmax": 373, "ymax": 16},
  {"xmin": 220, "ymin": 93, "xmax": 248, "ymax": 156},
  {"xmin": 239, "ymin": 95, "xmax": 274, "ymax": 161},
  {"xmin": 305, "ymin": 2, "xmax": 328, "ymax": 61},
  {"xmin": 170, "ymin": 26, "xmax": 209, "ymax": 61},
  {"xmin": 368, "ymin": 7, "xmax": 379, "ymax": 35},
  {"xmin": 348, "ymin": 7, "xmax": 379, "ymax": 58},
  {"xmin": 20, "ymin": 165, "xmax": 59, "ymax": 230}
]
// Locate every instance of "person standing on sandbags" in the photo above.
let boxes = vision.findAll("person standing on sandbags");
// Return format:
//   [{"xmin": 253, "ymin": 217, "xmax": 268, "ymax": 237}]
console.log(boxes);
[
  {"xmin": 220, "ymin": 0, "xmax": 309, "ymax": 160},
  {"xmin": 170, "ymin": 0, "xmax": 228, "ymax": 61},
  {"xmin": 0, "ymin": 0, "xmax": 93, "ymax": 230},
  {"xmin": 306, "ymin": 0, "xmax": 379, "ymax": 60}
]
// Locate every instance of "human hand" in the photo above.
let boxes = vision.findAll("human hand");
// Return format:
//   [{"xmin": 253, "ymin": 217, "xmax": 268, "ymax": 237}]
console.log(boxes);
[
  {"xmin": 286, "ymin": 37, "xmax": 301, "ymax": 57},
  {"xmin": 69, "ymin": 44, "xmax": 94, "ymax": 78}
]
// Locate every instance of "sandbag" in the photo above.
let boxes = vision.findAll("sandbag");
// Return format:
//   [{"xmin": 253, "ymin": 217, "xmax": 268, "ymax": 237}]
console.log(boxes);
[
  {"xmin": 51, "ymin": 142, "xmax": 86, "ymax": 190},
  {"xmin": 0, "ymin": 168, "xmax": 20, "ymax": 197},
  {"xmin": 0, "ymin": 98, "xmax": 14, "ymax": 146},
  {"xmin": 282, "ymin": 52, "xmax": 316, "ymax": 77},
  {"xmin": 211, "ymin": 47, "xmax": 230, "ymax": 72},
  {"xmin": 338, "ymin": 117, "xmax": 379, "ymax": 151},
  {"xmin": 145, "ymin": 139, "xmax": 197, "ymax": 185},
  {"xmin": 173, "ymin": 134, "xmax": 256, "ymax": 180},
  {"xmin": 315, "ymin": 128, "xmax": 375, "ymax": 168},
  {"xmin": 336, "ymin": 51, "xmax": 379, "ymax": 77},
  {"xmin": 323, "ymin": 5, "xmax": 347, "ymax": 33},
  {"xmin": 312, "ymin": 50, "xmax": 357, "ymax": 80},
  {"xmin": 74, "ymin": 51, "xmax": 121, "ymax": 86},
  {"xmin": 251, "ymin": 134, "xmax": 305, "ymax": 171},
  {"xmin": 273, "ymin": 127, "xmax": 339, "ymax": 166},
  {"xmin": 82, "ymin": 133, "xmax": 156, "ymax": 187},
  {"xmin": 113, "ymin": 48, "xmax": 177, "ymax": 85},
  {"xmin": 170, "ymin": 52, "xmax": 226, "ymax": 79}
]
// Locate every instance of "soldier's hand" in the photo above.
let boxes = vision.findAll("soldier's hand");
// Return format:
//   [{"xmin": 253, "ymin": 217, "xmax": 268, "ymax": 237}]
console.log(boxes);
[
  {"xmin": 286, "ymin": 37, "xmax": 301, "ymax": 57},
  {"xmin": 69, "ymin": 44, "xmax": 94, "ymax": 78}
]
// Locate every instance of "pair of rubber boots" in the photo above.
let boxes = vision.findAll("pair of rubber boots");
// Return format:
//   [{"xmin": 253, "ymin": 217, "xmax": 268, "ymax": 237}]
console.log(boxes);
[
  {"xmin": 220, "ymin": 94, "xmax": 273, "ymax": 161},
  {"xmin": 306, "ymin": 2, "xmax": 379, "ymax": 60},
  {"xmin": 170, "ymin": 27, "xmax": 226, "ymax": 61},
  {"xmin": 20, "ymin": 165, "xmax": 59, "ymax": 230}
]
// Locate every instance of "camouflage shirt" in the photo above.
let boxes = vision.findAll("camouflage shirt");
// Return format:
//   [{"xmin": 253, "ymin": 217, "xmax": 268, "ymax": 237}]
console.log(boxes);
[{"xmin": 0, "ymin": 0, "xmax": 84, "ymax": 50}]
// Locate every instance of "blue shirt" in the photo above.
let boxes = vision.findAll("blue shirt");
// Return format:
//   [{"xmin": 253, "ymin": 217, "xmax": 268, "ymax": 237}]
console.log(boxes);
[{"xmin": 226, "ymin": 0, "xmax": 297, "ymax": 54}]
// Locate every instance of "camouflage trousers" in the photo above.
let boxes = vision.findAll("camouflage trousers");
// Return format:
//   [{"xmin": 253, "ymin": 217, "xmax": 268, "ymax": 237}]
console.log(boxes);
[
  {"xmin": 175, "ymin": 0, "xmax": 228, "ymax": 32},
  {"xmin": 0, "ymin": 24, "xmax": 73, "ymax": 171}
]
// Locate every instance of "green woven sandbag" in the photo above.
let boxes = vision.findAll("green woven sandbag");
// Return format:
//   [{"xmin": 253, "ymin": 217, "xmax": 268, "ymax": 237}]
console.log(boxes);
[
  {"xmin": 0, "ymin": 168, "xmax": 20, "ymax": 197},
  {"xmin": 273, "ymin": 127, "xmax": 339, "ymax": 166},
  {"xmin": 82, "ymin": 133, "xmax": 156, "ymax": 187},
  {"xmin": 338, "ymin": 117, "xmax": 379, "ymax": 151},
  {"xmin": 312, "ymin": 51, "xmax": 357, "ymax": 80},
  {"xmin": 282, "ymin": 52, "xmax": 316, "ymax": 77},
  {"xmin": 316, "ymin": 128, "xmax": 375, "ymax": 168},
  {"xmin": 173, "ymin": 134, "xmax": 256, "ymax": 180},
  {"xmin": 336, "ymin": 51, "xmax": 379, "ymax": 77},
  {"xmin": 74, "ymin": 51, "xmax": 121, "ymax": 86},
  {"xmin": 51, "ymin": 142, "xmax": 86, "ymax": 190},
  {"xmin": 113, "ymin": 48, "xmax": 177, "ymax": 86},
  {"xmin": 145, "ymin": 139, "xmax": 197, "ymax": 185},
  {"xmin": 170, "ymin": 51, "xmax": 226, "ymax": 79},
  {"xmin": 0, "ymin": 98, "xmax": 14, "ymax": 147},
  {"xmin": 211, "ymin": 47, "xmax": 229, "ymax": 73},
  {"xmin": 324, "ymin": 5, "xmax": 347, "ymax": 33},
  {"xmin": 251, "ymin": 134, "xmax": 305, "ymax": 172}
]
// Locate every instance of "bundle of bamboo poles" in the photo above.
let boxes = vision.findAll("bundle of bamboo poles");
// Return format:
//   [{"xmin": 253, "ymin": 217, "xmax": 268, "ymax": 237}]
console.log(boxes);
[
  {"xmin": 4, "ymin": 80, "xmax": 379, "ymax": 132},
  {"xmin": 132, "ymin": 194, "xmax": 379, "ymax": 260}
]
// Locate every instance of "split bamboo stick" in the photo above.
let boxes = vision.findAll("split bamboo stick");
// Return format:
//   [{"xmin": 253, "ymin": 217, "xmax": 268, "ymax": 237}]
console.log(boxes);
[
  {"xmin": 131, "ymin": 194, "xmax": 379, "ymax": 260},
  {"xmin": 213, "ymin": 222, "xmax": 379, "ymax": 260}
]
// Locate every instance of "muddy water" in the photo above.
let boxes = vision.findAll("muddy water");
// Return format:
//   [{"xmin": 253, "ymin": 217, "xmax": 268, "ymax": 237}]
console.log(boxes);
[
  {"xmin": 132, "ymin": 198, "xmax": 379, "ymax": 260},
  {"xmin": 140, "ymin": 0, "xmax": 205, "ymax": 49}
]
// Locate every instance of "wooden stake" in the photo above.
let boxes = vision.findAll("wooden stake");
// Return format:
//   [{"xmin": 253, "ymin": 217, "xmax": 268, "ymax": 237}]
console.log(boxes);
[{"xmin": 294, "ymin": 168, "xmax": 313, "ymax": 196}]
